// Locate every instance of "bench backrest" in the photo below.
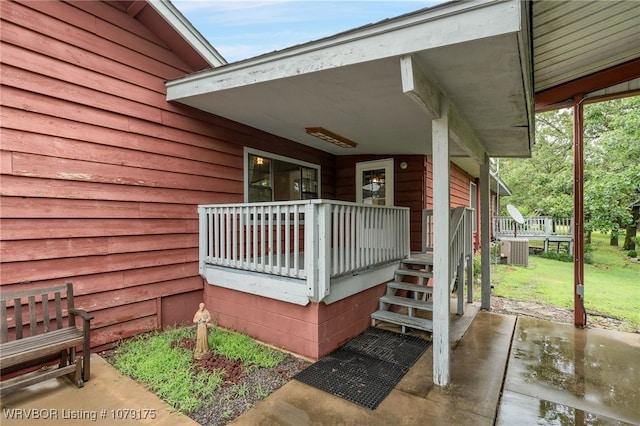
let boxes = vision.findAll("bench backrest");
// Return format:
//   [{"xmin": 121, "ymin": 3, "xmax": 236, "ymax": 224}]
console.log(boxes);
[{"xmin": 0, "ymin": 283, "xmax": 76, "ymax": 343}]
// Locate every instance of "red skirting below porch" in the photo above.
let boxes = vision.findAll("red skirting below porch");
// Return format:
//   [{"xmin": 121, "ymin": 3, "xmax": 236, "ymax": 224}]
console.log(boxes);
[{"xmin": 203, "ymin": 283, "xmax": 387, "ymax": 359}]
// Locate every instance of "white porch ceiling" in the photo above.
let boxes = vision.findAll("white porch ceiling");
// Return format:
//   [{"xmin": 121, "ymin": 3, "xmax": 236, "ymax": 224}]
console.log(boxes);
[{"xmin": 166, "ymin": 0, "xmax": 533, "ymax": 163}]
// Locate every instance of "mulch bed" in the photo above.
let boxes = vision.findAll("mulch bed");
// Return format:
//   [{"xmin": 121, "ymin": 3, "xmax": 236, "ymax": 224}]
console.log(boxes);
[{"xmin": 170, "ymin": 337, "xmax": 245, "ymax": 383}]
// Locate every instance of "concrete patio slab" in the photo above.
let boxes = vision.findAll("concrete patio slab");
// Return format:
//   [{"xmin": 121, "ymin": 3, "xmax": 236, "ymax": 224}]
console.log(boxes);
[
  {"xmin": 230, "ymin": 311, "xmax": 515, "ymax": 426},
  {"xmin": 2, "ymin": 311, "xmax": 638, "ymax": 426},
  {"xmin": 497, "ymin": 317, "xmax": 640, "ymax": 426},
  {"xmin": 0, "ymin": 354, "xmax": 198, "ymax": 426}
]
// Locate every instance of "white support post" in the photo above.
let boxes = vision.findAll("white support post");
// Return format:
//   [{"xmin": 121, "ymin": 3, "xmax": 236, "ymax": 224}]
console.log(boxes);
[
  {"xmin": 198, "ymin": 206, "xmax": 207, "ymax": 278},
  {"xmin": 305, "ymin": 203, "xmax": 318, "ymax": 299},
  {"xmin": 457, "ymin": 254, "xmax": 464, "ymax": 315},
  {"xmin": 466, "ymin": 209, "xmax": 474, "ymax": 304},
  {"xmin": 480, "ymin": 155, "xmax": 491, "ymax": 310},
  {"xmin": 317, "ymin": 203, "xmax": 332, "ymax": 300},
  {"xmin": 432, "ymin": 98, "xmax": 450, "ymax": 386}
]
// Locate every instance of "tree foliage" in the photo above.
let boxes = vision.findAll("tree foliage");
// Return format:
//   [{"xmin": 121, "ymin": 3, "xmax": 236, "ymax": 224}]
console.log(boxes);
[{"xmin": 498, "ymin": 96, "xmax": 640, "ymax": 239}]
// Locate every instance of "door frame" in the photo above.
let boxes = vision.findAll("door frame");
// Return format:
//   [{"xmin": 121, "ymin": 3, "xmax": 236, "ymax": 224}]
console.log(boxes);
[{"xmin": 355, "ymin": 158, "xmax": 394, "ymax": 206}]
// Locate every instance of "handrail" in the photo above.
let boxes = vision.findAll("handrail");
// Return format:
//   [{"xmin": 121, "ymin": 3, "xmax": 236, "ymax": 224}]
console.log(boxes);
[
  {"xmin": 423, "ymin": 207, "xmax": 474, "ymax": 292},
  {"xmin": 448, "ymin": 207, "xmax": 473, "ymax": 291}
]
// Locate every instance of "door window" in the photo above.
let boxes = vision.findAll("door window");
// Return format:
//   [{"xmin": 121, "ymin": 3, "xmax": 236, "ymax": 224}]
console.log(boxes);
[{"xmin": 356, "ymin": 159, "xmax": 394, "ymax": 205}]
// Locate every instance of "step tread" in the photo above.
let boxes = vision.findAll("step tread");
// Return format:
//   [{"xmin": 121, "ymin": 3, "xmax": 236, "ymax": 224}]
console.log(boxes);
[
  {"xmin": 402, "ymin": 256, "xmax": 433, "ymax": 267},
  {"xmin": 380, "ymin": 295, "xmax": 433, "ymax": 311},
  {"xmin": 387, "ymin": 281, "xmax": 433, "ymax": 294},
  {"xmin": 395, "ymin": 269, "xmax": 433, "ymax": 278},
  {"xmin": 371, "ymin": 310, "xmax": 433, "ymax": 332}
]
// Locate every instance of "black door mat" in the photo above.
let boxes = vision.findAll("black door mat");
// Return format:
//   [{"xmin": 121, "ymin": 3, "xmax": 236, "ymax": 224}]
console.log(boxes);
[{"xmin": 294, "ymin": 327, "xmax": 432, "ymax": 410}]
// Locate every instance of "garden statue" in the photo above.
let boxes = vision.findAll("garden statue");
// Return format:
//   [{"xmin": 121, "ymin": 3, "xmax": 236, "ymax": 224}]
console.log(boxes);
[{"xmin": 193, "ymin": 302, "xmax": 211, "ymax": 359}]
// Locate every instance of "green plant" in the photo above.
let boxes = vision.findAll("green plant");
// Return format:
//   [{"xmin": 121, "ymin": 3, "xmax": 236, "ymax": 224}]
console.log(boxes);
[
  {"xmin": 113, "ymin": 325, "xmax": 287, "ymax": 414},
  {"xmin": 209, "ymin": 328, "xmax": 285, "ymax": 369},
  {"xmin": 473, "ymin": 253, "xmax": 481, "ymax": 279},
  {"xmin": 540, "ymin": 251, "xmax": 573, "ymax": 262},
  {"xmin": 256, "ymin": 384, "xmax": 269, "ymax": 399},
  {"xmin": 628, "ymin": 250, "xmax": 638, "ymax": 258},
  {"xmin": 232, "ymin": 383, "xmax": 250, "ymax": 398},
  {"xmin": 113, "ymin": 327, "xmax": 223, "ymax": 413}
]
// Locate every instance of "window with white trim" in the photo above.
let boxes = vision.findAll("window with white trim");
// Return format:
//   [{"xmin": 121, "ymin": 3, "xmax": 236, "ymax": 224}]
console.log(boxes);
[{"xmin": 245, "ymin": 149, "xmax": 320, "ymax": 202}]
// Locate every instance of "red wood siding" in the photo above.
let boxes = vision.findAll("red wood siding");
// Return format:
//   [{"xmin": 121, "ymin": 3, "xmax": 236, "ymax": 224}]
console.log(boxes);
[{"xmin": 0, "ymin": 0, "xmax": 335, "ymax": 352}]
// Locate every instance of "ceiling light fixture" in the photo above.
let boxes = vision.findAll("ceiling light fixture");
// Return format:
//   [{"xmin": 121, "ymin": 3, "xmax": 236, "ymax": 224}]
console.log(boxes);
[{"xmin": 305, "ymin": 127, "xmax": 357, "ymax": 148}]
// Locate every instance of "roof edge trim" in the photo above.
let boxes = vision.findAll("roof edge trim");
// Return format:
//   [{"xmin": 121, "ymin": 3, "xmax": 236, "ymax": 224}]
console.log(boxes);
[
  {"xmin": 166, "ymin": 0, "xmax": 521, "ymax": 97},
  {"xmin": 147, "ymin": 0, "xmax": 227, "ymax": 67}
]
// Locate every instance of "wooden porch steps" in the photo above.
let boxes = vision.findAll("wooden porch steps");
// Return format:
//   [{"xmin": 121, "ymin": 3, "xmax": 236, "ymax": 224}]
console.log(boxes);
[
  {"xmin": 371, "ymin": 255, "xmax": 435, "ymax": 333},
  {"xmin": 371, "ymin": 310, "xmax": 433, "ymax": 332}
]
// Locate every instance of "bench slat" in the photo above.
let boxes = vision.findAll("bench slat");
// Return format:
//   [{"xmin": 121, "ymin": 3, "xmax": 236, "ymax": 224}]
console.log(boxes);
[
  {"xmin": 42, "ymin": 294, "xmax": 50, "ymax": 333},
  {"xmin": 55, "ymin": 291, "xmax": 63, "ymax": 330},
  {"xmin": 28, "ymin": 296, "xmax": 37, "ymax": 336},
  {"xmin": 14, "ymin": 298, "xmax": 23, "ymax": 339},
  {"xmin": 1, "ymin": 328, "xmax": 84, "ymax": 368},
  {"xmin": 0, "ymin": 284, "xmax": 69, "ymax": 302},
  {"xmin": 0, "ymin": 301, "xmax": 7, "ymax": 343}
]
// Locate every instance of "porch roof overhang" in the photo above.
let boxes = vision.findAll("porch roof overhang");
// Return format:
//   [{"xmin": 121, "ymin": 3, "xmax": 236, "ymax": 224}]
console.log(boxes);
[
  {"xmin": 532, "ymin": 1, "xmax": 640, "ymax": 111},
  {"xmin": 166, "ymin": 0, "xmax": 534, "ymax": 168}
]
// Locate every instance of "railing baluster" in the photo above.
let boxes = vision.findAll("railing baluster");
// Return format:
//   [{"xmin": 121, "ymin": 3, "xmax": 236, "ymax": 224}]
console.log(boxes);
[
  {"xmin": 284, "ymin": 206, "xmax": 290, "ymax": 275},
  {"xmin": 214, "ymin": 208, "xmax": 220, "ymax": 263},
  {"xmin": 294, "ymin": 205, "xmax": 300, "ymax": 275},
  {"xmin": 260, "ymin": 206, "xmax": 266, "ymax": 272}
]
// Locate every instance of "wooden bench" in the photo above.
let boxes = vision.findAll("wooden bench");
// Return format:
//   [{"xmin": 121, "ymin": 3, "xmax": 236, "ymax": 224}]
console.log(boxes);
[{"xmin": 0, "ymin": 283, "xmax": 93, "ymax": 395}]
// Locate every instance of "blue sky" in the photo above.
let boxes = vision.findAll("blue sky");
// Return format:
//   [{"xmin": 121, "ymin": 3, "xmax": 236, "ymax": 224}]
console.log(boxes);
[{"xmin": 173, "ymin": 1, "xmax": 440, "ymax": 63}]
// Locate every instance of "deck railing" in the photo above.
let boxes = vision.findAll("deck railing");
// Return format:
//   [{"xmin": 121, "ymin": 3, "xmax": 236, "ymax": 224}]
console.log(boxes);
[
  {"xmin": 493, "ymin": 216, "xmax": 573, "ymax": 238},
  {"xmin": 198, "ymin": 200, "xmax": 410, "ymax": 297}
]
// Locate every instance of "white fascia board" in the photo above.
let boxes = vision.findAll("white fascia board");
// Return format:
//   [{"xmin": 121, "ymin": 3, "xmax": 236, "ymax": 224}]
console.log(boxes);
[
  {"xmin": 147, "ymin": 0, "xmax": 226, "ymax": 68},
  {"xmin": 490, "ymin": 170, "xmax": 512, "ymax": 196},
  {"xmin": 166, "ymin": 0, "xmax": 522, "ymax": 100}
]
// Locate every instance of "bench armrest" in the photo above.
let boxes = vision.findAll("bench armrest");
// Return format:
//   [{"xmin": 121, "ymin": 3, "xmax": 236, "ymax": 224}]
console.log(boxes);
[
  {"xmin": 70, "ymin": 309, "xmax": 94, "ymax": 322},
  {"xmin": 69, "ymin": 308, "xmax": 93, "ymax": 382}
]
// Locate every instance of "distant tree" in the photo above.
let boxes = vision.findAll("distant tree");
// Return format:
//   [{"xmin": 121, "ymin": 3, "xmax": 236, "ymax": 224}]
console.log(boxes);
[
  {"xmin": 584, "ymin": 97, "xmax": 640, "ymax": 247},
  {"xmin": 498, "ymin": 96, "xmax": 640, "ymax": 248},
  {"xmin": 499, "ymin": 108, "xmax": 574, "ymax": 219}
]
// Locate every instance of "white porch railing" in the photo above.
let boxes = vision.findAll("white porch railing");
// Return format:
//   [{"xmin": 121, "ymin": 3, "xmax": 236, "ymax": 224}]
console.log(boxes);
[
  {"xmin": 198, "ymin": 200, "xmax": 410, "ymax": 300},
  {"xmin": 493, "ymin": 216, "xmax": 573, "ymax": 239}
]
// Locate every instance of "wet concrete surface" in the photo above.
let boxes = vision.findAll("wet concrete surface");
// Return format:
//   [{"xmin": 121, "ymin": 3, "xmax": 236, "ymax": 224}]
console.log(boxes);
[
  {"xmin": 497, "ymin": 317, "xmax": 640, "ymax": 425},
  {"xmin": 2, "ymin": 312, "xmax": 638, "ymax": 425},
  {"xmin": 0, "ymin": 354, "xmax": 198, "ymax": 426}
]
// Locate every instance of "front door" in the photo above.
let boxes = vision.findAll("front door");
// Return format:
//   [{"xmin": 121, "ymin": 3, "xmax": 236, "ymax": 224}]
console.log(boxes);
[{"xmin": 355, "ymin": 158, "xmax": 394, "ymax": 205}]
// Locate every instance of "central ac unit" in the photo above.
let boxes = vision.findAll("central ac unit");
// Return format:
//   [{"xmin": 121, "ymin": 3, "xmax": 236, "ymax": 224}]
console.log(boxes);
[{"xmin": 500, "ymin": 237, "xmax": 529, "ymax": 266}]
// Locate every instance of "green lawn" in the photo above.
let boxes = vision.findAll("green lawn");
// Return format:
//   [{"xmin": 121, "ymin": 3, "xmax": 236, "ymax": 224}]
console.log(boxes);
[{"xmin": 491, "ymin": 232, "xmax": 640, "ymax": 332}]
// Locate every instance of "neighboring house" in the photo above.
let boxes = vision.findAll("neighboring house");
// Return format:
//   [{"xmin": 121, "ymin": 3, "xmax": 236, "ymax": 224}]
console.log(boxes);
[{"xmin": 1, "ymin": 0, "xmax": 532, "ymax": 386}]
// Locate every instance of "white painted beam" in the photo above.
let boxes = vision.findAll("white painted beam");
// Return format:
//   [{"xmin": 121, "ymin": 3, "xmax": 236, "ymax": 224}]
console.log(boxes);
[
  {"xmin": 449, "ymin": 106, "xmax": 487, "ymax": 165},
  {"xmin": 432, "ymin": 98, "xmax": 451, "ymax": 386},
  {"xmin": 400, "ymin": 55, "xmax": 441, "ymax": 119},
  {"xmin": 480, "ymin": 155, "xmax": 491, "ymax": 310}
]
